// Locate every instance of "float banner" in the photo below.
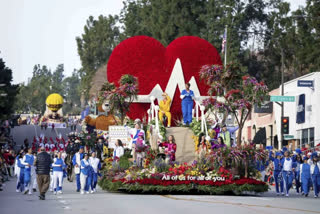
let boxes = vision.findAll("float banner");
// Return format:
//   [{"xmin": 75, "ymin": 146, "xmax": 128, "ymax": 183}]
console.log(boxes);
[
  {"xmin": 296, "ymin": 94, "xmax": 305, "ymax": 124},
  {"xmin": 108, "ymin": 126, "xmax": 131, "ymax": 149}
]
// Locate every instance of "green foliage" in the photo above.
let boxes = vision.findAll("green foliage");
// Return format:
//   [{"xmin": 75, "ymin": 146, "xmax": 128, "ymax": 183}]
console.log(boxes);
[
  {"xmin": 118, "ymin": 156, "xmax": 131, "ymax": 171},
  {"xmin": 99, "ymin": 74, "xmax": 139, "ymax": 124},
  {"xmin": 0, "ymin": 58, "xmax": 18, "ymax": 119},
  {"xmin": 76, "ymin": 15, "xmax": 121, "ymax": 95},
  {"xmin": 189, "ymin": 119, "xmax": 203, "ymax": 136},
  {"xmin": 98, "ymin": 178, "xmax": 269, "ymax": 194}
]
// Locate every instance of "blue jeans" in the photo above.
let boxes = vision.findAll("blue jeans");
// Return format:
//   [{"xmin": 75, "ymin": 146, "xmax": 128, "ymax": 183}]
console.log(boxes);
[
  {"xmin": 274, "ymin": 170, "xmax": 283, "ymax": 193},
  {"xmin": 182, "ymin": 101, "xmax": 193, "ymax": 124},
  {"xmin": 282, "ymin": 171, "xmax": 293, "ymax": 194},
  {"xmin": 312, "ymin": 174, "xmax": 320, "ymax": 196}
]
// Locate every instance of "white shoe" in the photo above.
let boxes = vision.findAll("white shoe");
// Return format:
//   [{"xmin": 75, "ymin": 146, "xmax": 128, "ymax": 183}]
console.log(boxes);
[
  {"xmin": 93, "ymin": 188, "xmax": 96, "ymax": 192},
  {"xmin": 281, "ymin": 192, "xmax": 285, "ymax": 196},
  {"xmin": 80, "ymin": 191, "xmax": 84, "ymax": 195},
  {"xmin": 86, "ymin": 191, "xmax": 89, "ymax": 194},
  {"xmin": 16, "ymin": 189, "xmax": 20, "ymax": 193},
  {"xmin": 90, "ymin": 190, "xmax": 94, "ymax": 194},
  {"xmin": 50, "ymin": 188, "xmax": 53, "ymax": 192},
  {"xmin": 286, "ymin": 194, "xmax": 289, "ymax": 197},
  {"xmin": 58, "ymin": 190, "xmax": 62, "ymax": 194},
  {"xmin": 54, "ymin": 191, "xmax": 57, "ymax": 195}
]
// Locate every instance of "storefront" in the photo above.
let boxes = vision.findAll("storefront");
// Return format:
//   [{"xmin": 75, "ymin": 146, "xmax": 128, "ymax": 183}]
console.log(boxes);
[{"xmin": 274, "ymin": 72, "xmax": 320, "ymax": 150}]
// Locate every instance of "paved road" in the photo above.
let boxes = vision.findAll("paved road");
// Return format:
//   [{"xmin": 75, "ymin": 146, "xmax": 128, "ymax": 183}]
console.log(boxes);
[
  {"xmin": 3, "ymin": 125, "xmax": 320, "ymax": 214},
  {"xmin": 10, "ymin": 125, "xmax": 81, "ymax": 149},
  {"xmin": 1, "ymin": 177, "xmax": 320, "ymax": 214}
]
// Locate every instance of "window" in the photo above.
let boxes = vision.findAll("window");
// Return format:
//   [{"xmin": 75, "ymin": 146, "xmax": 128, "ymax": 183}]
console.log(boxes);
[
  {"xmin": 302, "ymin": 129, "xmax": 308, "ymax": 147},
  {"xmin": 310, "ymin": 128, "xmax": 314, "ymax": 148}
]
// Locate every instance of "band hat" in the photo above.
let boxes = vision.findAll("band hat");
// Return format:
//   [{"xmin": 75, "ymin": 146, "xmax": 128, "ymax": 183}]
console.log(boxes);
[{"xmin": 303, "ymin": 156, "xmax": 308, "ymax": 161}]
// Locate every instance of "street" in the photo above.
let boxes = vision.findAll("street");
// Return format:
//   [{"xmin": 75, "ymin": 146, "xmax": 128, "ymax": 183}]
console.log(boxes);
[
  {"xmin": 2, "ymin": 125, "xmax": 320, "ymax": 214},
  {"xmin": 1, "ymin": 176, "xmax": 320, "ymax": 214},
  {"xmin": 10, "ymin": 125, "xmax": 81, "ymax": 149}
]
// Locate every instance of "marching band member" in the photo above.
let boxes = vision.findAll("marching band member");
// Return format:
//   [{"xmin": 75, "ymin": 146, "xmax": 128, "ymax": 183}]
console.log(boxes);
[
  {"xmin": 88, "ymin": 151, "xmax": 101, "ymax": 193},
  {"xmin": 52, "ymin": 152, "xmax": 65, "ymax": 194},
  {"xmin": 22, "ymin": 148, "xmax": 35, "ymax": 195},
  {"xmin": 31, "ymin": 151, "xmax": 38, "ymax": 192},
  {"xmin": 15, "ymin": 152, "xmax": 25, "ymax": 192},
  {"xmin": 128, "ymin": 119, "xmax": 144, "ymax": 164},
  {"xmin": 281, "ymin": 150, "xmax": 294, "ymax": 197},
  {"xmin": 72, "ymin": 146, "xmax": 84, "ymax": 192},
  {"xmin": 49, "ymin": 137, "xmax": 57, "ymax": 152},
  {"xmin": 292, "ymin": 149, "xmax": 302, "ymax": 194},
  {"xmin": 39, "ymin": 138, "xmax": 45, "ymax": 151},
  {"xmin": 270, "ymin": 152, "xmax": 284, "ymax": 196},
  {"xmin": 300, "ymin": 156, "xmax": 311, "ymax": 197},
  {"xmin": 45, "ymin": 138, "xmax": 50, "ymax": 152},
  {"xmin": 80, "ymin": 153, "xmax": 90, "ymax": 194},
  {"xmin": 310, "ymin": 152, "xmax": 320, "ymax": 198}
]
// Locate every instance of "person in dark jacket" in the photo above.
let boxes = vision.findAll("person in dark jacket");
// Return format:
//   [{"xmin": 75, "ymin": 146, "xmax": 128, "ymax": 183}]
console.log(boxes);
[{"xmin": 35, "ymin": 147, "xmax": 52, "ymax": 200}]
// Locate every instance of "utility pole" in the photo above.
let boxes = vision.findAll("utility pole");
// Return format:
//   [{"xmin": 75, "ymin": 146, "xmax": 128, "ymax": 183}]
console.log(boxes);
[
  {"xmin": 224, "ymin": 25, "xmax": 228, "ymax": 67},
  {"xmin": 280, "ymin": 48, "xmax": 284, "ymax": 150}
]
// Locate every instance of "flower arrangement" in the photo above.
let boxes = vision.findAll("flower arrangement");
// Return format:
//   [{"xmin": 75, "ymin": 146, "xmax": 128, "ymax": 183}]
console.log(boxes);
[{"xmin": 98, "ymin": 144, "xmax": 269, "ymax": 194}]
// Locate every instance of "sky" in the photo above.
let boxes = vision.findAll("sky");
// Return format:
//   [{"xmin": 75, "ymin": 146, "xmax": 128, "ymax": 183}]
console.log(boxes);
[{"xmin": 0, "ymin": 0, "xmax": 306, "ymax": 84}]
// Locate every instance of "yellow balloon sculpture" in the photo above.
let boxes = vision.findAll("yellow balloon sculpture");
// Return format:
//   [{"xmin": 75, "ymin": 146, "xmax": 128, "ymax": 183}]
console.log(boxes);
[{"xmin": 46, "ymin": 93, "xmax": 63, "ymax": 112}]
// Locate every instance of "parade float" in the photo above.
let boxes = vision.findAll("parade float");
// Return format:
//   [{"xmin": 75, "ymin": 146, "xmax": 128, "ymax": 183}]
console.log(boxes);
[
  {"xmin": 41, "ymin": 93, "xmax": 67, "ymax": 128},
  {"xmin": 92, "ymin": 35, "xmax": 270, "ymax": 195}
]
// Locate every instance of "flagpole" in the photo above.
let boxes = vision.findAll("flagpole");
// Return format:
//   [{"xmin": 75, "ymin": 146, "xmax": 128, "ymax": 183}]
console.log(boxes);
[{"xmin": 224, "ymin": 25, "xmax": 228, "ymax": 67}]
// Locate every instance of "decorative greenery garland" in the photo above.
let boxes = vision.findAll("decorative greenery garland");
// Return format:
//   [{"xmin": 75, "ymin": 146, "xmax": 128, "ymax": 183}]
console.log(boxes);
[{"xmin": 98, "ymin": 178, "xmax": 269, "ymax": 195}]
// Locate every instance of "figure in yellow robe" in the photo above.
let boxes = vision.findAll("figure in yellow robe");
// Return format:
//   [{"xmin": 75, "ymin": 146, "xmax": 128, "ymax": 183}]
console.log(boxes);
[{"xmin": 159, "ymin": 93, "xmax": 172, "ymax": 128}]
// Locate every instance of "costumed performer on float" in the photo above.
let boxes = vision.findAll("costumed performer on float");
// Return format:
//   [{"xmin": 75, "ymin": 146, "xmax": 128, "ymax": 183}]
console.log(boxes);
[
  {"xmin": 159, "ymin": 92, "xmax": 172, "ymax": 128},
  {"xmin": 180, "ymin": 83, "xmax": 194, "ymax": 126},
  {"xmin": 128, "ymin": 119, "xmax": 145, "ymax": 164}
]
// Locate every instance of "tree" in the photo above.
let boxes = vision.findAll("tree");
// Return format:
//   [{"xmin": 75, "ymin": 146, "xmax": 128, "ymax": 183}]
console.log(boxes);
[
  {"xmin": 200, "ymin": 63, "xmax": 268, "ymax": 146},
  {"xmin": 62, "ymin": 71, "xmax": 81, "ymax": 114},
  {"xmin": 76, "ymin": 15, "xmax": 121, "ymax": 94},
  {"xmin": 98, "ymin": 75, "xmax": 139, "ymax": 124},
  {"xmin": 0, "ymin": 57, "xmax": 18, "ymax": 119}
]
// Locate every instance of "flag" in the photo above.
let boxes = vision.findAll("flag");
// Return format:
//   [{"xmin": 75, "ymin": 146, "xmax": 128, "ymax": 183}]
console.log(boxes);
[{"xmin": 221, "ymin": 30, "xmax": 227, "ymax": 53}]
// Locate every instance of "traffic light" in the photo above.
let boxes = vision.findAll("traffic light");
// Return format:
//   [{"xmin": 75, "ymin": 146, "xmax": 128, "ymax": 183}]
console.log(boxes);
[{"xmin": 281, "ymin": 117, "xmax": 289, "ymax": 134}]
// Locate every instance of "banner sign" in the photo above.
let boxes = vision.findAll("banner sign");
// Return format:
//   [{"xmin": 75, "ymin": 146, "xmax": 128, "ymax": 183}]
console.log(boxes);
[
  {"xmin": 108, "ymin": 126, "xmax": 131, "ymax": 149},
  {"xmin": 297, "ymin": 80, "xmax": 313, "ymax": 87},
  {"xmin": 296, "ymin": 94, "xmax": 305, "ymax": 124},
  {"xmin": 254, "ymin": 102, "xmax": 273, "ymax": 113}
]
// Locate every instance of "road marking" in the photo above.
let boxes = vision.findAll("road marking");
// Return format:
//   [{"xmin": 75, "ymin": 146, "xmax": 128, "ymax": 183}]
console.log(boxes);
[{"xmin": 161, "ymin": 195, "xmax": 320, "ymax": 213}]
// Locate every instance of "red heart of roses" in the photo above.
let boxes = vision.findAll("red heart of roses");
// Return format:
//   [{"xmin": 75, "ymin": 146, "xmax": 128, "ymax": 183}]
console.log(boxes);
[{"xmin": 107, "ymin": 35, "xmax": 222, "ymax": 124}]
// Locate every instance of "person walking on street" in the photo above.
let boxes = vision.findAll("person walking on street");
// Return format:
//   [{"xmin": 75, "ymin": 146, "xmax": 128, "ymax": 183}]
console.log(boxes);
[
  {"xmin": 22, "ymin": 148, "xmax": 34, "ymax": 195},
  {"xmin": 35, "ymin": 147, "xmax": 52, "ymax": 200},
  {"xmin": 72, "ymin": 146, "xmax": 84, "ymax": 192},
  {"xmin": 80, "ymin": 153, "xmax": 90, "ymax": 194}
]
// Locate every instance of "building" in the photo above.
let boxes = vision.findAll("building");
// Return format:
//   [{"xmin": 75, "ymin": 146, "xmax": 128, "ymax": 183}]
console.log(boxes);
[
  {"xmin": 242, "ymin": 88, "xmax": 279, "ymax": 148},
  {"xmin": 274, "ymin": 72, "xmax": 320, "ymax": 150}
]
